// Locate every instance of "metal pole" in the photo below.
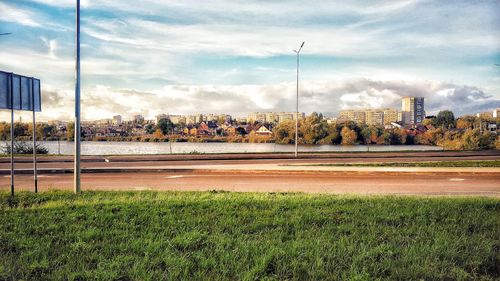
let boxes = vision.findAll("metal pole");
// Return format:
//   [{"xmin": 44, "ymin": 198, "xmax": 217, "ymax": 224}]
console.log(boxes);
[
  {"xmin": 295, "ymin": 51, "xmax": 299, "ymax": 158},
  {"xmin": 32, "ymin": 80, "xmax": 38, "ymax": 193},
  {"xmin": 74, "ymin": 0, "xmax": 81, "ymax": 193},
  {"xmin": 11, "ymin": 108, "xmax": 14, "ymax": 196},
  {"xmin": 293, "ymin": 42, "xmax": 304, "ymax": 158},
  {"xmin": 10, "ymin": 73, "xmax": 14, "ymax": 196}
]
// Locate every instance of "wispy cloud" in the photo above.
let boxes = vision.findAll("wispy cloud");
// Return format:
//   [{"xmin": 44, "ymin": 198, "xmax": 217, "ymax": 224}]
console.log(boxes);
[
  {"xmin": 0, "ymin": 2, "xmax": 41, "ymax": 27},
  {"xmin": 0, "ymin": 0, "xmax": 498, "ymax": 121}
]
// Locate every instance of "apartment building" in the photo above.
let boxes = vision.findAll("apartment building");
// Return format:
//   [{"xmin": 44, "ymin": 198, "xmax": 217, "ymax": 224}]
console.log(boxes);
[
  {"xmin": 382, "ymin": 108, "xmax": 399, "ymax": 124},
  {"xmin": 339, "ymin": 110, "xmax": 366, "ymax": 124},
  {"xmin": 401, "ymin": 97, "xmax": 425, "ymax": 124},
  {"xmin": 248, "ymin": 112, "xmax": 304, "ymax": 123},
  {"xmin": 365, "ymin": 109, "xmax": 384, "ymax": 126}
]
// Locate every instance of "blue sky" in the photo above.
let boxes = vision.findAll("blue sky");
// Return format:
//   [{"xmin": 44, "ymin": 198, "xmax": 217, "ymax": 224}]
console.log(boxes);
[{"xmin": 0, "ymin": 0, "xmax": 499, "ymax": 121}]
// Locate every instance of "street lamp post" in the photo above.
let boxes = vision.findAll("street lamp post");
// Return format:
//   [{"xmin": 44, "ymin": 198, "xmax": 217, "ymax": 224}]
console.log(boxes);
[
  {"xmin": 74, "ymin": 0, "xmax": 81, "ymax": 193},
  {"xmin": 293, "ymin": 42, "xmax": 304, "ymax": 158}
]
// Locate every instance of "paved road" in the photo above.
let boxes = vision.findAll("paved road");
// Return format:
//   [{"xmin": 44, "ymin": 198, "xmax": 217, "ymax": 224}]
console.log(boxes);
[
  {"xmin": 1, "ymin": 151, "xmax": 499, "ymax": 171},
  {"xmin": 2, "ymin": 151, "xmax": 499, "ymax": 196},
  {"xmin": 2, "ymin": 170, "xmax": 499, "ymax": 196}
]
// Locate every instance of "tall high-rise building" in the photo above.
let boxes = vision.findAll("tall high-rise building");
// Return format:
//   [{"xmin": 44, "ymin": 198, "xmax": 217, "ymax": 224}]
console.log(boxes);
[
  {"xmin": 112, "ymin": 115, "xmax": 122, "ymax": 125},
  {"xmin": 401, "ymin": 97, "xmax": 425, "ymax": 124}
]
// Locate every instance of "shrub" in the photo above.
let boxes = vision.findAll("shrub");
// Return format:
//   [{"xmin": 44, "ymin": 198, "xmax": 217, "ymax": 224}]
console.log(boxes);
[{"xmin": 1, "ymin": 141, "xmax": 49, "ymax": 155}]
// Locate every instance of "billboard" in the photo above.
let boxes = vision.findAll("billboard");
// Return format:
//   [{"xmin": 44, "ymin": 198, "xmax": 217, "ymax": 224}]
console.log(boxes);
[{"xmin": 0, "ymin": 70, "xmax": 41, "ymax": 112}]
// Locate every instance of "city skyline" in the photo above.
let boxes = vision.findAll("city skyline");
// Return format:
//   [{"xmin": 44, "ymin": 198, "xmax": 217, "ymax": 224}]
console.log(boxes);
[{"xmin": 0, "ymin": 0, "xmax": 499, "ymax": 121}]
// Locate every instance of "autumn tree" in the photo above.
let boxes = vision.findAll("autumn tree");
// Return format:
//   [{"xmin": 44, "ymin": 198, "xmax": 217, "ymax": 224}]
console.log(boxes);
[
  {"xmin": 460, "ymin": 128, "xmax": 482, "ymax": 150},
  {"xmin": 153, "ymin": 129, "xmax": 164, "ymax": 139},
  {"xmin": 422, "ymin": 116, "xmax": 437, "ymax": 127},
  {"xmin": 0, "ymin": 122, "xmax": 10, "ymax": 140},
  {"xmin": 389, "ymin": 128, "xmax": 407, "ymax": 145},
  {"xmin": 456, "ymin": 115, "xmax": 476, "ymax": 130},
  {"xmin": 273, "ymin": 120, "xmax": 295, "ymax": 144},
  {"xmin": 340, "ymin": 127, "xmax": 357, "ymax": 145},
  {"xmin": 300, "ymin": 112, "xmax": 328, "ymax": 144}
]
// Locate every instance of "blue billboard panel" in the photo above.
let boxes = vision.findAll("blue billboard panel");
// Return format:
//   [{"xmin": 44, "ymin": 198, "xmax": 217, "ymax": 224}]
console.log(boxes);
[
  {"xmin": 33, "ymin": 79, "xmax": 41, "ymax": 112},
  {"xmin": 0, "ymin": 71, "xmax": 41, "ymax": 112},
  {"xmin": 0, "ymin": 72, "xmax": 9, "ymax": 109},
  {"xmin": 12, "ymin": 74, "xmax": 21, "ymax": 110},
  {"xmin": 21, "ymin": 76, "xmax": 32, "ymax": 110}
]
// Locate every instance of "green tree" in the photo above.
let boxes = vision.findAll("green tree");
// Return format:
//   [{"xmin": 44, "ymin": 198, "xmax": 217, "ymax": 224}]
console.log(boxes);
[
  {"xmin": 157, "ymin": 119, "xmax": 174, "ymax": 135},
  {"xmin": 145, "ymin": 124, "xmax": 156, "ymax": 134},
  {"xmin": 360, "ymin": 126, "xmax": 372, "ymax": 144},
  {"xmin": 322, "ymin": 123, "xmax": 343, "ymax": 144},
  {"xmin": 436, "ymin": 110, "xmax": 456, "ymax": 129},
  {"xmin": 66, "ymin": 122, "xmax": 75, "ymax": 141}
]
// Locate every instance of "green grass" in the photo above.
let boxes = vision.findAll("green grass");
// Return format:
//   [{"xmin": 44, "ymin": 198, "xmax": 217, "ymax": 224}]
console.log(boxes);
[
  {"xmin": 1, "ymin": 191, "xmax": 499, "ymax": 280},
  {"xmin": 303, "ymin": 160, "xmax": 500, "ymax": 168}
]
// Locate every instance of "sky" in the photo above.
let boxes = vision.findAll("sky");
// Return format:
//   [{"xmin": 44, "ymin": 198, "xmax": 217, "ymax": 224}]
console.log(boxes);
[{"xmin": 0, "ymin": 0, "xmax": 499, "ymax": 121}]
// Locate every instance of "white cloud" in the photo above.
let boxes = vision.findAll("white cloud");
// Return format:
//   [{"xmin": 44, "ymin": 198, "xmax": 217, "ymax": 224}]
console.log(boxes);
[
  {"xmin": 0, "ymin": 2, "xmax": 40, "ymax": 27},
  {"xmin": 2, "ymin": 77, "xmax": 496, "ymax": 122},
  {"xmin": 40, "ymin": 37, "xmax": 58, "ymax": 59},
  {"xmin": 29, "ymin": 0, "xmax": 90, "ymax": 7}
]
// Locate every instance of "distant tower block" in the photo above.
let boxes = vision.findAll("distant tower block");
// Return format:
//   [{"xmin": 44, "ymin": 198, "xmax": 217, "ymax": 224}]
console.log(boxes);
[{"xmin": 402, "ymin": 97, "xmax": 425, "ymax": 124}]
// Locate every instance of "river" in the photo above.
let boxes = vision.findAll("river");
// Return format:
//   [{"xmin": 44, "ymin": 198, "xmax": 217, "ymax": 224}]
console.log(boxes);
[{"xmin": 1, "ymin": 141, "xmax": 442, "ymax": 155}]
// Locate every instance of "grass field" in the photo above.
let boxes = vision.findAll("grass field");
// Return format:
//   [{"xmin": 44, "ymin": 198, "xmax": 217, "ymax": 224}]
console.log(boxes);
[
  {"xmin": 305, "ymin": 160, "xmax": 500, "ymax": 168},
  {"xmin": 1, "ymin": 191, "xmax": 499, "ymax": 280}
]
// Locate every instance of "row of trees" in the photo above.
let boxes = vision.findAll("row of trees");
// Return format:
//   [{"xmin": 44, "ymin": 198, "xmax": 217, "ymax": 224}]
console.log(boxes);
[
  {"xmin": 273, "ymin": 112, "xmax": 500, "ymax": 150},
  {"xmin": 273, "ymin": 113, "xmax": 410, "ymax": 145},
  {"xmin": 1, "ymin": 111, "xmax": 499, "ymax": 150},
  {"xmin": 0, "ymin": 122, "xmax": 59, "ymax": 141}
]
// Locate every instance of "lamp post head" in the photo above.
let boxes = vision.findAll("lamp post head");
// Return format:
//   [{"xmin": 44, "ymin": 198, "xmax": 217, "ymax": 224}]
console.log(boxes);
[{"xmin": 0, "ymin": 32, "xmax": 12, "ymax": 36}]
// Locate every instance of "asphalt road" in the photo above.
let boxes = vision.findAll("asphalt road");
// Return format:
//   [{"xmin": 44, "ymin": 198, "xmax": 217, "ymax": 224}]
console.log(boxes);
[
  {"xmin": 1, "ymin": 150, "xmax": 499, "ymax": 170},
  {"xmin": 2, "ymin": 171, "xmax": 499, "ymax": 196},
  {"xmin": 1, "ymin": 151, "xmax": 499, "ymax": 196}
]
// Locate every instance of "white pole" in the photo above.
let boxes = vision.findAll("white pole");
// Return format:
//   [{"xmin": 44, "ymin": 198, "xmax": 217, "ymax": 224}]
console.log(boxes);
[
  {"xmin": 294, "ymin": 42, "xmax": 304, "ymax": 158},
  {"xmin": 10, "ymin": 108, "xmax": 14, "ymax": 196},
  {"xmin": 74, "ymin": 0, "xmax": 81, "ymax": 193},
  {"xmin": 10, "ymin": 73, "xmax": 14, "ymax": 196},
  {"xmin": 32, "ymin": 79, "xmax": 37, "ymax": 193},
  {"xmin": 295, "ymin": 51, "xmax": 299, "ymax": 158}
]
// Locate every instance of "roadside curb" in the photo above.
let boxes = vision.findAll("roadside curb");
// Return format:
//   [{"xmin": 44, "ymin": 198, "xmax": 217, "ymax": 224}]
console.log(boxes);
[
  {"xmin": 2, "ymin": 167, "xmax": 499, "ymax": 175},
  {"xmin": 1, "ymin": 150, "xmax": 498, "ymax": 163}
]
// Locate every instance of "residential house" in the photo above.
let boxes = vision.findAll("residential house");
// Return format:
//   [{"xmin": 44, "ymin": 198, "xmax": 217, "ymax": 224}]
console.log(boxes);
[{"xmin": 254, "ymin": 125, "xmax": 272, "ymax": 136}]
